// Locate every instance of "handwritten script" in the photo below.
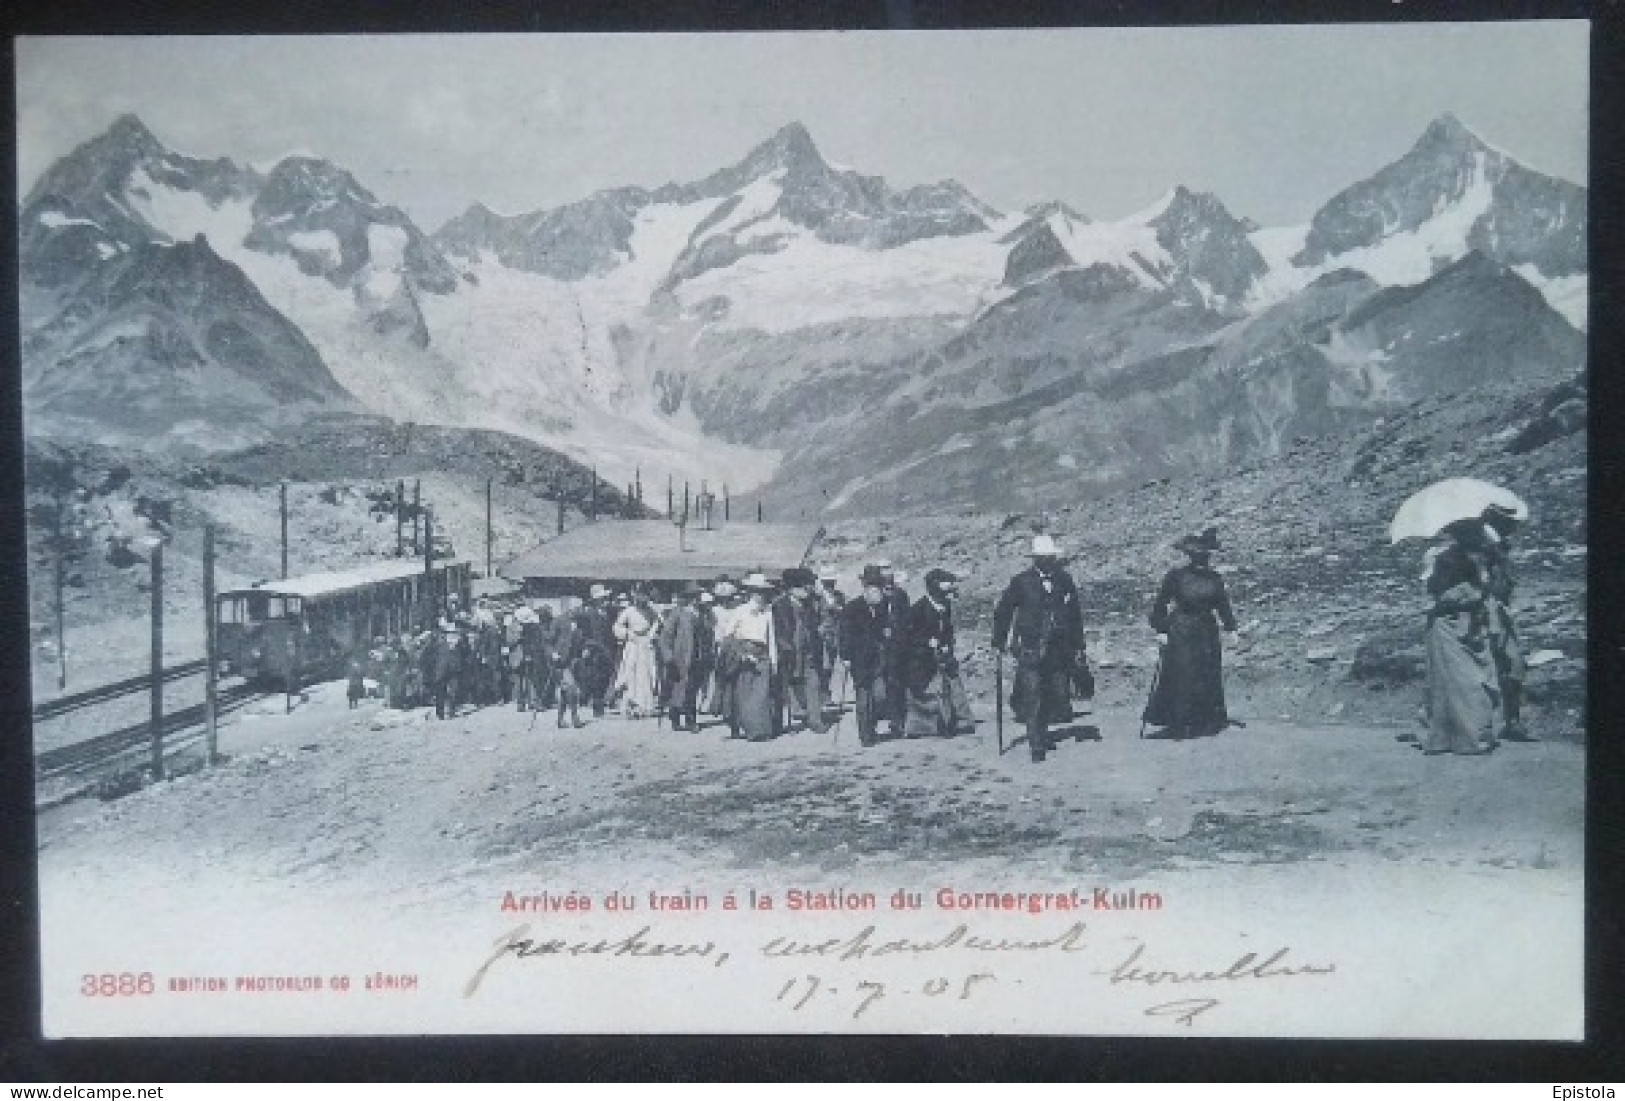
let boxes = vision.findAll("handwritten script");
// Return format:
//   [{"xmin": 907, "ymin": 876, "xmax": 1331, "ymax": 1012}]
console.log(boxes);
[{"xmin": 463, "ymin": 920, "xmax": 1337, "ymax": 1026}]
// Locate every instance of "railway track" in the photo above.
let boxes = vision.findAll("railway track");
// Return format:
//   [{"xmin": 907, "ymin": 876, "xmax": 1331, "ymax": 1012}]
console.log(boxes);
[
  {"xmin": 32, "ymin": 659, "xmax": 210, "ymax": 722},
  {"xmin": 36, "ymin": 681, "xmax": 263, "ymax": 782}
]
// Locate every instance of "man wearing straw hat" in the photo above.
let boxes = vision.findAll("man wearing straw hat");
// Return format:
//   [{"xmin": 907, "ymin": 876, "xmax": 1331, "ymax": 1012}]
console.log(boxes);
[{"xmin": 993, "ymin": 534, "xmax": 1086, "ymax": 763}]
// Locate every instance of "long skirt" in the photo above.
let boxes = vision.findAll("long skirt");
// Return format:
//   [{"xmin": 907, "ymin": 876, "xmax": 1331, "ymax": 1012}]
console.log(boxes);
[
  {"xmin": 1424, "ymin": 611, "xmax": 1500, "ymax": 755},
  {"xmin": 904, "ymin": 670, "xmax": 975, "ymax": 738},
  {"xmin": 1143, "ymin": 613, "xmax": 1227, "ymax": 734},
  {"xmin": 614, "ymin": 638, "xmax": 658, "ymax": 717},
  {"xmin": 732, "ymin": 662, "xmax": 779, "ymax": 741}
]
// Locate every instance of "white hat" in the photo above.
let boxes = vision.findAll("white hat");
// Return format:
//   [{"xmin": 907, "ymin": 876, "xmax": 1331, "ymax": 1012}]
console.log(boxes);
[
  {"xmin": 740, "ymin": 572, "xmax": 776, "ymax": 592},
  {"xmin": 714, "ymin": 581, "xmax": 737, "ymax": 598},
  {"xmin": 875, "ymin": 558, "xmax": 893, "ymax": 570},
  {"xmin": 819, "ymin": 571, "xmax": 838, "ymax": 583},
  {"xmin": 589, "ymin": 584, "xmax": 609, "ymax": 599},
  {"xmin": 892, "ymin": 569, "xmax": 910, "ymax": 584},
  {"xmin": 515, "ymin": 606, "xmax": 539, "ymax": 624},
  {"xmin": 1030, "ymin": 534, "xmax": 1061, "ymax": 556},
  {"xmin": 699, "ymin": 591, "xmax": 714, "ymax": 604}
]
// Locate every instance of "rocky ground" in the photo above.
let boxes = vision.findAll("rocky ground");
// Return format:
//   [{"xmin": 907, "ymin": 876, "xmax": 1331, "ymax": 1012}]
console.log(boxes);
[
  {"xmin": 812, "ymin": 373, "xmax": 1586, "ymax": 741},
  {"xmin": 39, "ymin": 678, "xmax": 1582, "ymax": 916}
]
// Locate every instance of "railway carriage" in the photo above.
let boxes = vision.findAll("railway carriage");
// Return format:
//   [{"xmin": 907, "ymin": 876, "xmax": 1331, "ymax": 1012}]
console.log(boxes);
[{"xmin": 216, "ymin": 559, "xmax": 472, "ymax": 687}]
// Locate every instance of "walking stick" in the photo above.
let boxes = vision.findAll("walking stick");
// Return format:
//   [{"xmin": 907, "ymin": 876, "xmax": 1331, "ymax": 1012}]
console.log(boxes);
[
  {"xmin": 1140, "ymin": 643, "xmax": 1165, "ymax": 740},
  {"xmin": 832, "ymin": 660, "xmax": 850, "ymax": 746},
  {"xmin": 995, "ymin": 649, "xmax": 1005, "ymax": 756}
]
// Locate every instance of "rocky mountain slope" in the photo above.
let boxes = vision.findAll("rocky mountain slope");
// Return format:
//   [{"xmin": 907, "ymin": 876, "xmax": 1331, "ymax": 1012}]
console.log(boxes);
[
  {"xmin": 809, "ymin": 370, "xmax": 1586, "ymax": 741},
  {"xmin": 19, "ymin": 112, "xmax": 1586, "ymax": 516}
]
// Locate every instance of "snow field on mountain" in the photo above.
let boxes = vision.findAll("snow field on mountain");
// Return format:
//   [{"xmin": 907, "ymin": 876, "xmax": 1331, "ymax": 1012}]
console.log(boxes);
[{"xmin": 675, "ymin": 221, "xmax": 1011, "ymax": 333}]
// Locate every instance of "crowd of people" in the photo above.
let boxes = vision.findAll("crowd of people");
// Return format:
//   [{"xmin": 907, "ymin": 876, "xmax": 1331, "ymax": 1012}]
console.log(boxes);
[
  {"xmin": 343, "ymin": 561, "xmax": 980, "ymax": 746},
  {"xmin": 341, "ymin": 502, "xmax": 1536, "ymax": 764}
]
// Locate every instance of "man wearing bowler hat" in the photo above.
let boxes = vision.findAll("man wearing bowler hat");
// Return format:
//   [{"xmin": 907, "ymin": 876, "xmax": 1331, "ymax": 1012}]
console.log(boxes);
[
  {"xmin": 993, "ymin": 534, "xmax": 1087, "ymax": 763},
  {"xmin": 840, "ymin": 565, "xmax": 895, "ymax": 747}
]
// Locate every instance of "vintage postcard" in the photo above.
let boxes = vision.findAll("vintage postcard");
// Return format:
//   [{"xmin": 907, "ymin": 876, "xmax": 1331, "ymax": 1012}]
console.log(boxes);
[{"xmin": 18, "ymin": 26, "xmax": 1586, "ymax": 1038}]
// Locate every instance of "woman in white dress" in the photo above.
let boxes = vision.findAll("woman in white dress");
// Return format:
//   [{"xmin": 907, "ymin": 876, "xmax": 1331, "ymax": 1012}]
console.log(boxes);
[{"xmin": 612, "ymin": 592, "xmax": 661, "ymax": 718}]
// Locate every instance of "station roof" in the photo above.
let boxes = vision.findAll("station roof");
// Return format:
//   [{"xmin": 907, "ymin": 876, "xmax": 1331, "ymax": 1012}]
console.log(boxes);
[
  {"xmin": 222, "ymin": 559, "xmax": 468, "ymax": 601},
  {"xmin": 499, "ymin": 521, "xmax": 823, "ymax": 584}
]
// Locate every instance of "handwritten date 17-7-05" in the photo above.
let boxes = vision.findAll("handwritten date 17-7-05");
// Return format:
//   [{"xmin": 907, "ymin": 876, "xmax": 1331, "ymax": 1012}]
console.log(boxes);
[{"xmin": 777, "ymin": 973, "xmax": 996, "ymax": 1019}]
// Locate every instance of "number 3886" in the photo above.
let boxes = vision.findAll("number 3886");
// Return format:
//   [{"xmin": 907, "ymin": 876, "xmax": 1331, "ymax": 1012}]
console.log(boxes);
[{"xmin": 80, "ymin": 972, "xmax": 155, "ymax": 997}]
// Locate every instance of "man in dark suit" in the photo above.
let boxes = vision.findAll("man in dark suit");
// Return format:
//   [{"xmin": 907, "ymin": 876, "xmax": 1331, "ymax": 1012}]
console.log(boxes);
[
  {"xmin": 992, "ymin": 535, "xmax": 1087, "ymax": 762},
  {"xmin": 773, "ymin": 567, "xmax": 827, "ymax": 733},
  {"xmin": 876, "ymin": 562, "xmax": 910, "ymax": 738},
  {"xmin": 839, "ymin": 566, "xmax": 894, "ymax": 747}
]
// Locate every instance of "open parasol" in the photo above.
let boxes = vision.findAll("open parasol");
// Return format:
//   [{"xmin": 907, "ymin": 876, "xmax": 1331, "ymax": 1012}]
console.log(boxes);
[{"xmin": 1389, "ymin": 478, "xmax": 1528, "ymax": 543}]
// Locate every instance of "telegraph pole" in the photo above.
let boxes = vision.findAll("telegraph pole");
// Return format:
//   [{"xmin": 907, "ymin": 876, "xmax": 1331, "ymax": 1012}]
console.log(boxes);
[
  {"xmin": 424, "ymin": 506, "xmax": 435, "ymax": 624},
  {"xmin": 557, "ymin": 494, "xmax": 566, "ymax": 535},
  {"xmin": 396, "ymin": 478, "xmax": 405, "ymax": 556},
  {"xmin": 279, "ymin": 481, "xmax": 289, "ymax": 579},
  {"xmin": 485, "ymin": 477, "xmax": 493, "ymax": 578},
  {"xmin": 412, "ymin": 480, "xmax": 421, "ymax": 552},
  {"xmin": 724, "ymin": 484, "xmax": 730, "ymax": 523},
  {"xmin": 589, "ymin": 467, "xmax": 598, "ymax": 521},
  {"xmin": 203, "ymin": 524, "xmax": 218, "ymax": 764},
  {"xmin": 149, "ymin": 540, "xmax": 164, "ymax": 780}
]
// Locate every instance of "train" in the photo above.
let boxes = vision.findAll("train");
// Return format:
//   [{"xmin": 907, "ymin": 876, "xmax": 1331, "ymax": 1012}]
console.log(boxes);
[{"xmin": 215, "ymin": 559, "xmax": 473, "ymax": 688}]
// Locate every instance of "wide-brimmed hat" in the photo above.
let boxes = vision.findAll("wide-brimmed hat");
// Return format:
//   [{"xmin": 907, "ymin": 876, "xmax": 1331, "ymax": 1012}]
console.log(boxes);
[
  {"xmin": 819, "ymin": 571, "xmax": 838, "ymax": 584},
  {"xmin": 1176, "ymin": 527, "xmax": 1221, "ymax": 554},
  {"xmin": 1481, "ymin": 502, "xmax": 1522, "ymax": 535},
  {"xmin": 925, "ymin": 567, "xmax": 959, "ymax": 589},
  {"xmin": 677, "ymin": 582, "xmax": 702, "ymax": 598},
  {"xmin": 782, "ymin": 566, "xmax": 815, "ymax": 588},
  {"xmin": 713, "ymin": 580, "xmax": 738, "ymax": 598},
  {"xmin": 699, "ymin": 591, "xmax": 715, "ymax": 604},
  {"xmin": 892, "ymin": 569, "xmax": 910, "ymax": 585},
  {"xmin": 589, "ymin": 583, "xmax": 610, "ymax": 599},
  {"xmin": 741, "ymin": 572, "xmax": 777, "ymax": 592},
  {"xmin": 514, "ymin": 606, "xmax": 539, "ymax": 624},
  {"xmin": 860, "ymin": 565, "xmax": 887, "ymax": 587},
  {"xmin": 1030, "ymin": 534, "xmax": 1062, "ymax": 557}
]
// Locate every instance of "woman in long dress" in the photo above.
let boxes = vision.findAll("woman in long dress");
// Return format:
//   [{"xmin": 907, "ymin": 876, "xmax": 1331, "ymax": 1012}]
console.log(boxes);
[
  {"xmin": 1421, "ymin": 519, "xmax": 1501, "ymax": 755},
  {"xmin": 1143, "ymin": 528, "xmax": 1237, "ymax": 739},
  {"xmin": 721, "ymin": 575, "xmax": 779, "ymax": 740},
  {"xmin": 612, "ymin": 593, "xmax": 660, "ymax": 719}
]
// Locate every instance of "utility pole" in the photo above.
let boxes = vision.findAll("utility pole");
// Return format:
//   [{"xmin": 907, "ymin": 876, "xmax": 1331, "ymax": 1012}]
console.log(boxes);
[
  {"xmin": 149, "ymin": 540, "xmax": 164, "ymax": 780},
  {"xmin": 589, "ymin": 467, "xmax": 598, "ymax": 521},
  {"xmin": 557, "ymin": 494, "xmax": 566, "ymax": 536},
  {"xmin": 412, "ymin": 479, "xmax": 422, "ymax": 553},
  {"xmin": 724, "ymin": 484, "xmax": 730, "ymax": 523},
  {"xmin": 279, "ymin": 481, "xmax": 289, "ymax": 579},
  {"xmin": 424, "ymin": 506, "xmax": 435, "ymax": 624},
  {"xmin": 203, "ymin": 524, "xmax": 218, "ymax": 765},
  {"xmin": 635, "ymin": 467, "xmax": 643, "ymax": 506},
  {"xmin": 668, "ymin": 474, "xmax": 674, "ymax": 517},
  {"xmin": 485, "ymin": 477, "xmax": 493, "ymax": 578},
  {"xmin": 683, "ymin": 481, "xmax": 690, "ymax": 525},
  {"xmin": 757, "ymin": 501, "xmax": 763, "ymax": 524},
  {"xmin": 396, "ymin": 478, "xmax": 405, "ymax": 556}
]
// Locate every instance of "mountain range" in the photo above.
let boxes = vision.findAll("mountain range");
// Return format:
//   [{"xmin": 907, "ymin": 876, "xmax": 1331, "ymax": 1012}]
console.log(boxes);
[{"xmin": 18, "ymin": 111, "xmax": 1587, "ymax": 514}]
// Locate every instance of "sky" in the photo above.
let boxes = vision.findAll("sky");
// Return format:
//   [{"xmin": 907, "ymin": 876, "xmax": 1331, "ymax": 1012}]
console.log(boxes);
[{"xmin": 15, "ymin": 24, "xmax": 1589, "ymax": 233}]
